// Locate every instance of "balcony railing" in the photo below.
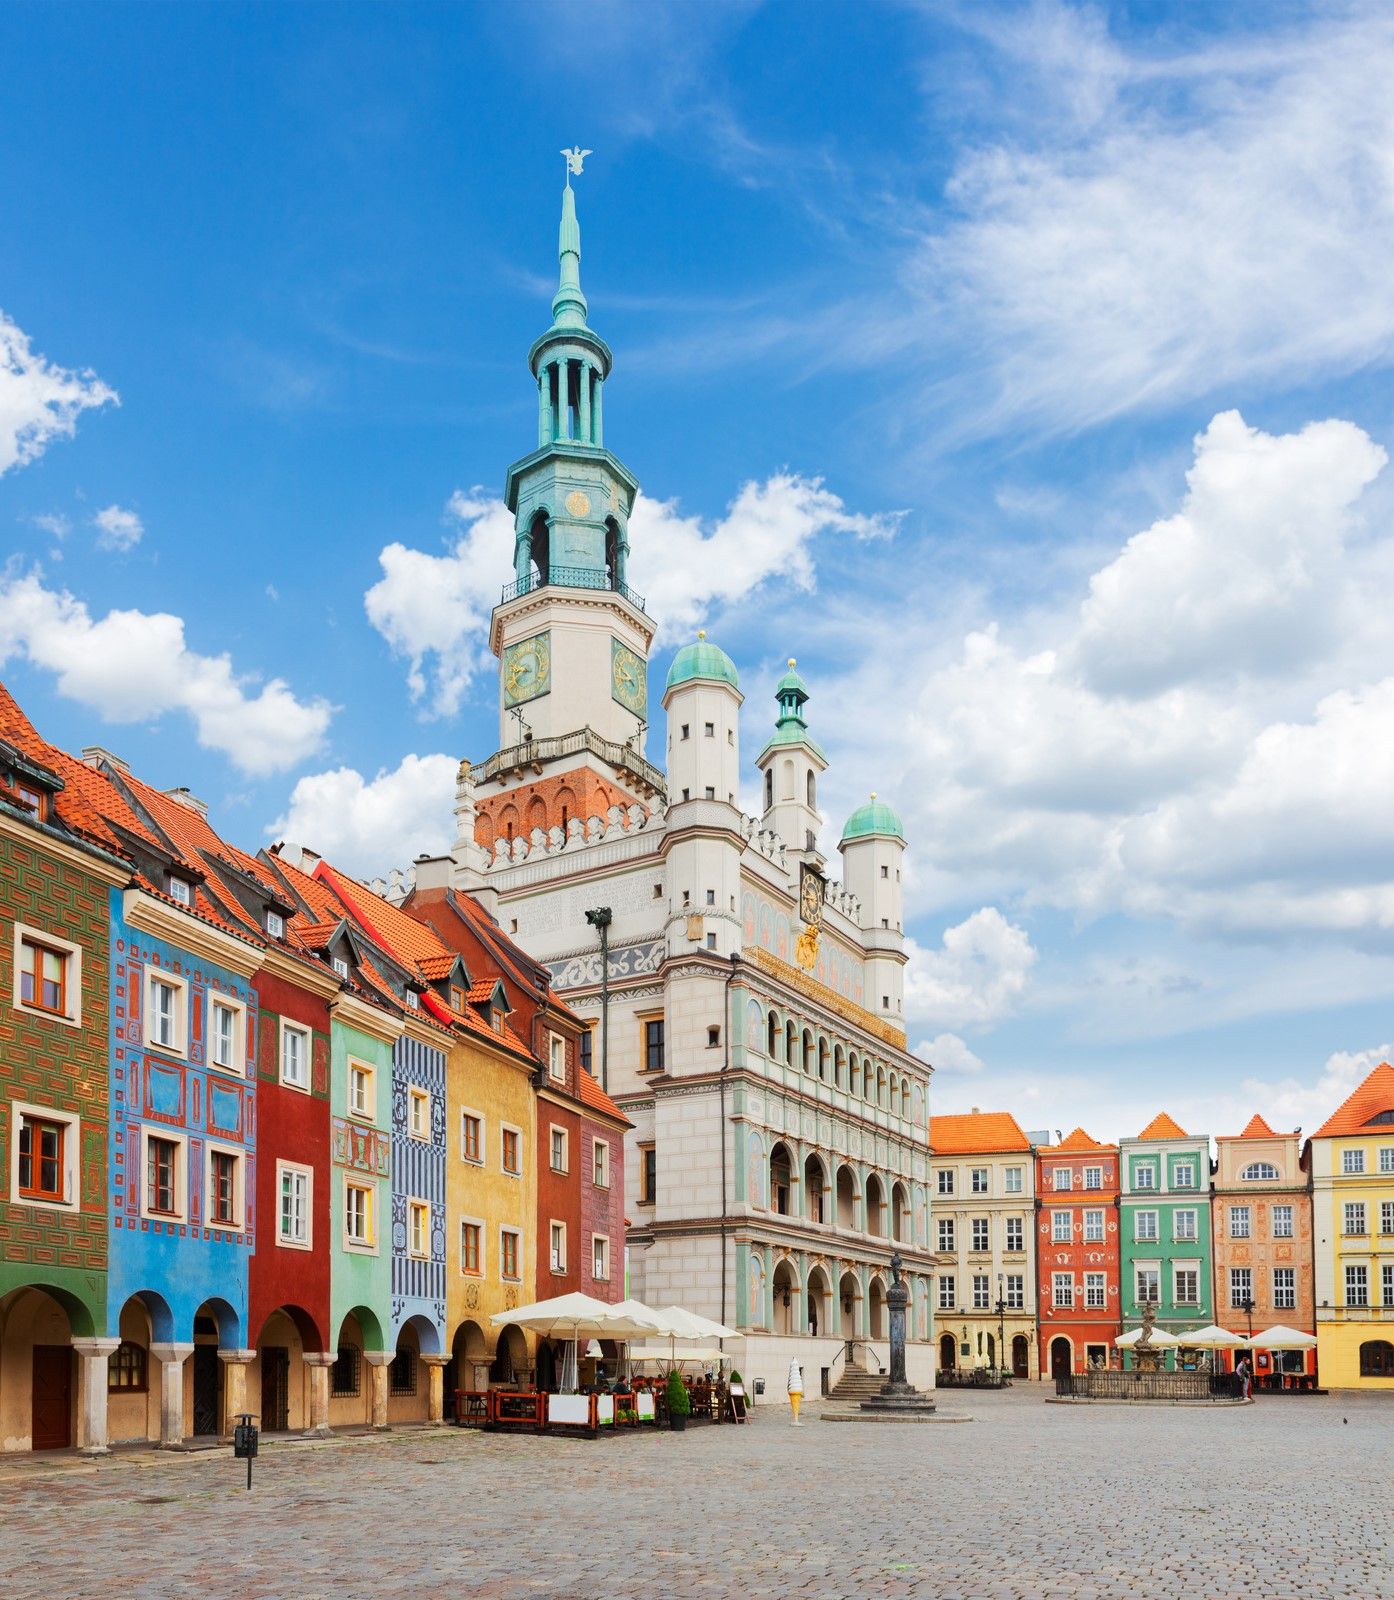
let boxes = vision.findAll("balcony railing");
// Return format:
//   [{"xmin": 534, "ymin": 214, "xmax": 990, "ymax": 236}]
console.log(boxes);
[
  {"xmin": 500, "ymin": 566, "xmax": 647, "ymax": 611},
  {"xmin": 470, "ymin": 726, "xmax": 666, "ymax": 798}
]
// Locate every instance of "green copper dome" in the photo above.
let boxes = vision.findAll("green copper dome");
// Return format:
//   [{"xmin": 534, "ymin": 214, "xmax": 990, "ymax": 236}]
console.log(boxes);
[
  {"xmin": 841, "ymin": 793, "xmax": 905, "ymax": 843},
  {"xmin": 666, "ymin": 631, "xmax": 739, "ymax": 691}
]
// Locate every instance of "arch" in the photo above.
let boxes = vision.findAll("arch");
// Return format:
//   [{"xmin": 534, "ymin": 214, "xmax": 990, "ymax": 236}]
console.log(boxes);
[
  {"xmin": 900, "ymin": 1081, "xmax": 911, "ymax": 1120},
  {"xmin": 747, "ymin": 1251, "xmax": 766, "ymax": 1329},
  {"xmin": 772, "ymin": 1258, "xmax": 799, "ymax": 1337},
  {"xmin": 939, "ymin": 1331, "xmax": 957, "ymax": 1371},
  {"xmin": 889, "ymin": 1072, "xmax": 899, "ymax": 1112},
  {"xmin": 555, "ymin": 786, "xmax": 578, "ymax": 834},
  {"xmin": 890, "ymin": 1180, "xmax": 912, "ymax": 1244},
  {"xmin": 498, "ymin": 804, "xmax": 521, "ymax": 844},
  {"xmin": 835, "ymin": 1164, "xmax": 858, "ymax": 1230},
  {"xmin": 877, "ymin": 1064, "xmax": 888, "ymax": 1108},
  {"xmin": 1050, "ymin": 1335, "xmax": 1074, "ymax": 1380},
  {"xmin": 528, "ymin": 508, "xmax": 551, "ymax": 584},
  {"xmin": 769, "ymin": 1141, "xmax": 795, "ymax": 1217},
  {"xmin": 1240, "ymin": 1162, "xmax": 1281, "ymax": 1181},
  {"xmin": 780, "ymin": 757, "xmax": 795, "ymax": 801},
  {"xmin": 865, "ymin": 1172, "xmax": 887, "ymax": 1238},
  {"xmin": 839, "ymin": 1271, "xmax": 861, "ymax": 1339},
  {"xmin": 526, "ymin": 795, "xmax": 547, "ymax": 834},
  {"xmin": 833, "ymin": 1045, "xmax": 844, "ymax": 1089},
  {"xmin": 784, "ymin": 1020, "xmax": 797, "ymax": 1066},
  {"xmin": 394, "ymin": 1311, "xmax": 443, "ymax": 1358},
  {"xmin": 3, "ymin": 1279, "xmax": 97, "ymax": 1339},
  {"xmin": 193, "ymin": 1295, "xmax": 242, "ymax": 1349},
  {"xmin": 1360, "ymin": 1340, "xmax": 1394, "ymax": 1377},
  {"xmin": 604, "ymin": 516, "xmax": 621, "ymax": 585},
  {"xmin": 125, "ymin": 1288, "xmax": 176, "ymax": 1345},
  {"xmin": 452, "ymin": 1318, "xmax": 488, "ymax": 1364},
  {"xmin": 802, "ymin": 1028, "xmax": 814, "ymax": 1074},
  {"xmin": 0, "ymin": 1286, "xmax": 85, "ymax": 1450},
  {"xmin": 805, "ymin": 1264, "xmax": 832, "ymax": 1339},
  {"xmin": 766, "ymin": 1010, "xmax": 778, "ymax": 1059},
  {"xmin": 764, "ymin": 768, "xmax": 773, "ymax": 811},
  {"xmin": 803, "ymin": 1151, "xmax": 829, "ymax": 1224},
  {"xmin": 335, "ymin": 1304, "xmax": 385, "ymax": 1353},
  {"xmin": 1012, "ymin": 1334, "xmax": 1031, "ymax": 1378},
  {"xmin": 745, "ymin": 998, "xmax": 763, "ymax": 1050},
  {"xmin": 806, "ymin": 769, "xmax": 816, "ymax": 807},
  {"xmin": 490, "ymin": 1325, "xmax": 528, "ymax": 1384},
  {"xmin": 867, "ymin": 1275, "xmax": 887, "ymax": 1339},
  {"xmin": 817, "ymin": 1038, "xmax": 829, "ymax": 1081}
]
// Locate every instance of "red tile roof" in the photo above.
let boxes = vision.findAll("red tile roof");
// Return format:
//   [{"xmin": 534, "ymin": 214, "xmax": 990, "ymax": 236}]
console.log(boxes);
[
  {"xmin": 577, "ymin": 1067, "xmax": 628, "ymax": 1125},
  {"xmin": 928, "ymin": 1111, "xmax": 1031, "ymax": 1154},
  {"xmin": 1312, "ymin": 1062, "xmax": 1394, "ymax": 1139},
  {"xmin": 1235, "ymin": 1113, "xmax": 1279, "ymax": 1140},
  {"xmin": 0, "ymin": 683, "xmax": 131, "ymax": 856},
  {"xmin": 1054, "ymin": 1127, "xmax": 1112, "ymax": 1152},
  {"xmin": 1136, "ymin": 1112, "xmax": 1189, "ymax": 1140}
]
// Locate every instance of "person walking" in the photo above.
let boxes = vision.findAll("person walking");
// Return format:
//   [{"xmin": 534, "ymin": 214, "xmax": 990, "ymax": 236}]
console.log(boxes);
[
  {"xmin": 1237, "ymin": 1354, "xmax": 1252, "ymax": 1400},
  {"xmin": 787, "ymin": 1357, "xmax": 804, "ymax": 1426}
]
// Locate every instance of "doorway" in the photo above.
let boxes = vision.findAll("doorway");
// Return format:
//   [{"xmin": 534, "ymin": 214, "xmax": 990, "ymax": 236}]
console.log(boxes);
[
  {"xmin": 261, "ymin": 1346, "xmax": 290, "ymax": 1431},
  {"xmin": 939, "ymin": 1332, "xmax": 956, "ymax": 1370},
  {"xmin": 1012, "ymin": 1334, "xmax": 1030, "ymax": 1378},
  {"xmin": 31, "ymin": 1345, "xmax": 72, "ymax": 1450},
  {"xmin": 193, "ymin": 1344, "xmax": 223, "ymax": 1435},
  {"xmin": 1051, "ymin": 1337, "xmax": 1072, "ymax": 1380}
]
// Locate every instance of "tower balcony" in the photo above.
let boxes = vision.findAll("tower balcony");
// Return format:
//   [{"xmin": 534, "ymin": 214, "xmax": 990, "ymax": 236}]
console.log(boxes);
[{"xmin": 500, "ymin": 564, "xmax": 647, "ymax": 612}]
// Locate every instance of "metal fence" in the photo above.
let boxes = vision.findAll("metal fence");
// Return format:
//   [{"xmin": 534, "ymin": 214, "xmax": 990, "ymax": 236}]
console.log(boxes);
[
  {"xmin": 1055, "ymin": 1371, "xmax": 1241, "ymax": 1402},
  {"xmin": 937, "ymin": 1368, "xmax": 1011, "ymax": 1389},
  {"xmin": 501, "ymin": 567, "xmax": 647, "ymax": 611}
]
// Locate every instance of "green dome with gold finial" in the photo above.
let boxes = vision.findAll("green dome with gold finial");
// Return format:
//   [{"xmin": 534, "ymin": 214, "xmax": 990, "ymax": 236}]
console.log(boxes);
[
  {"xmin": 666, "ymin": 630, "xmax": 740, "ymax": 691},
  {"xmin": 841, "ymin": 792, "xmax": 905, "ymax": 843}
]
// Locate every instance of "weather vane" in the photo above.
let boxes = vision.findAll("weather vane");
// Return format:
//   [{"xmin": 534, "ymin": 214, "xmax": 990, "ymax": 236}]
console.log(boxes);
[{"xmin": 561, "ymin": 145, "xmax": 592, "ymax": 185}]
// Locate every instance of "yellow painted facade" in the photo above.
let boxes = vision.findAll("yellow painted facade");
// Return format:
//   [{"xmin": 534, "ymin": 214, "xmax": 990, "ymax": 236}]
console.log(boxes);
[
  {"xmin": 1310, "ymin": 1128, "xmax": 1394, "ymax": 1389},
  {"xmin": 443, "ymin": 1022, "xmax": 538, "ymax": 1388}
]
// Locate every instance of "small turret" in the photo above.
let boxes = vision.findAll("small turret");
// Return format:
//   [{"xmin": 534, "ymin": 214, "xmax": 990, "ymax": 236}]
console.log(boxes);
[
  {"xmin": 755, "ymin": 659, "xmax": 827, "ymax": 864},
  {"xmin": 839, "ymin": 793, "xmax": 906, "ymax": 1019}
]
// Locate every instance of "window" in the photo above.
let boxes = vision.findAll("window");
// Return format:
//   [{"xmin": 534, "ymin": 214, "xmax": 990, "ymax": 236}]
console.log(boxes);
[
  {"xmin": 1229, "ymin": 1267, "xmax": 1252, "ymax": 1309},
  {"xmin": 1272, "ymin": 1267, "xmax": 1295, "ymax": 1311},
  {"xmin": 1381, "ymin": 1146, "xmax": 1394, "ymax": 1175},
  {"xmin": 345, "ymin": 1181, "xmax": 374, "ymax": 1247},
  {"xmin": 1004, "ymin": 1274, "xmax": 1024, "ymax": 1310},
  {"xmin": 168, "ymin": 877, "xmax": 192, "ymax": 907},
  {"xmin": 16, "ymin": 1112, "xmax": 68, "ymax": 1204},
  {"xmin": 1173, "ymin": 1209, "xmax": 1197, "ymax": 1242},
  {"xmin": 1135, "ymin": 1210, "xmax": 1158, "ymax": 1242},
  {"xmin": 937, "ymin": 1218, "xmax": 955, "ymax": 1252},
  {"xmin": 936, "ymin": 1170, "xmax": 954, "ymax": 1196},
  {"xmin": 1084, "ymin": 1209, "xmax": 1105, "ymax": 1243},
  {"xmin": 550, "ymin": 1126, "xmax": 568, "ymax": 1173},
  {"xmin": 1052, "ymin": 1211, "xmax": 1072, "ymax": 1244},
  {"xmin": 502, "ymin": 1127, "xmax": 521, "ymax": 1176},
  {"xmin": 1272, "ymin": 1204, "xmax": 1294, "ymax": 1239},
  {"xmin": 1360, "ymin": 1339, "xmax": 1394, "ymax": 1376},
  {"xmin": 703, "ymin": 721, "xmax": 715, "ymax": 737},
  {"xmin": 332, "ymin": 1346, "xmax": 361, "ymax": 1397},
  {"xmin": 592, "ymin": 1234, "xmax": 610, "ymax": 1281},
  {"xmin": 208, "ymin": 1147, "xmax": 241, "ymax": 1229},
  {"xmin": 348, "ymin": 1060, "xmax": 374, "ymax": 1120},
  {"xmin": 210, "ymin": 998, "xmax": 242, "ymax": 1073},
  {"xmin": 1240, "ymin": 1162, "xmax": 1280, "ymax": 1180},
  {"xmin": 108, "ymin": 1341, "xmax": 148, "ymax": 1393},
  {"xmin": 1004, "ymin": 1167, "xmax": 1023, "ymax": 1194},
  {"xmin": 1229, "ymin": 1206, "xmax": 1251, "ymax": 1239},
  {"xmin": 643, "ymin": 1018, "xmax": 665, "ymax": 1072},
  {"xmin": 460, "ymin": 1220, "xmax": 482, "ymax": 1275},
  {"xmin": 705, "ymin": 889, "xmax": 716, "ymax": 906},
  {"xmin": 17, "ymin": 931, "xmax": 77, "ymax": 1021},
  {"xmin": 680, "ymin": 723, "xmax": 690, "ymax": 740},
  {"xmin": 1382, "ymin": 1201, "xmax": 1394, "ymax": 1236},
  {"xmin": 1173, "ymin": 1162, "xmax": 1195, "ymax": 1189},
  {"xmin": 449, "ymin": 983, "xmax": 465, "ymax": 1012},
  {"xmin": 592, "ymin": 1139, "xmax": 610, "ymax": 1189},
  {"xmin": 1053, "ymin": 1169, "xmax": 1073, "ymax": 1191},
  {"xmin": 579, "ymin": 1027, "xmax": 593, "ymax": 1076},
  {"xmin": 408, "ymin": 1088, "xmax": 431, "ymax": 1140},
  {"xmin": 1136, "ymin": 1267, "xmax": 1160, "ymax": 1304},
  {"xmin": 938, "ymin": 1275, "xmax": 956, "ymax": 1310},
  {"xmin": 501, "ymin": 1228, "xmax": 520, "ymax": 1281},
  {"xmin": 971, "ymin": 1217, "xmax": 989, "ymax": 1251},
  {"xmin": 145, "ymin": 1134, "xmax": 181, "ymax": 1218},
  {"xmin": 549, "ymin": 1033, "xmax": 566, "ymax": 1082},
  {"xmin": 409, "ymin": 1200, "xmax": 430, "ymax": 1259},
  {"xmin": 266, "ymin": 910, "xmax": 284, "ymax": 938},
  {"xmin": 972, "ymin": 1275, "xmax": 990, "ymax": 1310},
  {"xmin": 1084, "ymin": 1166, "xmax": 1102, "ymax": 1191},
  {"xmin": 550, "ymin": 1221, "xmax": 567, "ymax": 1273},
  {"xmin": 640, "ymin": 1145, "xmax": 656, "ymax": 1204},
  {"xmin": 461, "ymin": 1112, "xmax": 482, "ymax": 1165},
  {"xmin": 1052, "ymin": 1273, "xmax": 1074, "ymax": 1309},
  {"xmin": 147, "ymin": 973, "xmax": 185, "ymax": 1053},
  {"xmin": 1342, "ymin": 1149, "xmax": 1365, "ymax": 1175},
  {"xmin": 1385, "ymin": 1264, "xmax": 1394, "ymax": 1306},
  {"xmin": 706, "ymin": 933, "xmax": 717, "ymax": 950},
  {"xmin": 1346, "ymin": 1264, "xmax": 1369, "ymax": 1307},
  {"xmin": 389, "ymin": 1349, "xmax": 416, "ymax": 1395},
  {"xmin": 707, "ymin": 1025, "xmax": 720, "ymax": 1048},
  {"xmin": 280, "ymin": 1021, "xmax": 310, "ymax": 1090},
  {"xmin": 1005, "ymin": 1217, "xmax": 1024, "ymax": 1252},
  {"xmin": 1344, "ymin": 1201, "xmax": 1367, "ymax": 1236},
  {"xmin": 1175, "ymin": 1267, "xmax": 1199, "ymax": 1305},
  {"xmin": 1134, "ymin": 1164, "xmax": 1156, "ymax": 1190},
  {"xmin": 1085, "ymin": 1272, "xmax": 1106, "ymax": 1309},
  {"xmin": 970, "ymin": 1168, "xmax": 989, "ymax": 1194},
  {"xmin": 277, "ymin": 1162, "xmax": 311, "ymax": 1248}
]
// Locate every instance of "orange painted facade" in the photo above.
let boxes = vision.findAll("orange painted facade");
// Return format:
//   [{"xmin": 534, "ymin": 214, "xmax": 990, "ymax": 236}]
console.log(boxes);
[{"xmin": 1036, "ymin": 1129, "xmax": 1121, "ymax": 1376}]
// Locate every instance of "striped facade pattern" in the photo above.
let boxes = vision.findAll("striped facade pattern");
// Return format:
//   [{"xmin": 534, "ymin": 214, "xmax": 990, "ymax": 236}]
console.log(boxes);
[{"xmin": 390, "ymin": 1032, "xmax": 447, "ymax": 1343}]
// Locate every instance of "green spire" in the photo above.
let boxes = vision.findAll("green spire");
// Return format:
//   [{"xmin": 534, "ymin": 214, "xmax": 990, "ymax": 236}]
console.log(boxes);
[
  {"xmin": 759, "ymin": 658, "xmax": 826, "ymax": 760},
  {"xmin": 551, "ymin": 181, "xmax": 588, "ymax": 329}
]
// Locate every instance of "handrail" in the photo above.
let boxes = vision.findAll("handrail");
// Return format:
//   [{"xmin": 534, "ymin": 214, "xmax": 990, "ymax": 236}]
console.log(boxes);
[
  {"xmin": 501, "ymin": 566, "xmax": 648, "ymax": 612},
  {"xmin": 471, "ymin": 726, "xmax": 666, "ymax": 797}
]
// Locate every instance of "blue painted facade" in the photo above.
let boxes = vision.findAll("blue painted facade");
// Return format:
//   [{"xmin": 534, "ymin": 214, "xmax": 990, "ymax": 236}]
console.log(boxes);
[
  {"xmin": 389, "ymin": 1031, "xmax": 447, "ymax": 1353},
  {"xmin": 108, "ymin": 889, "xmax": 257, "ymax": 1347}
]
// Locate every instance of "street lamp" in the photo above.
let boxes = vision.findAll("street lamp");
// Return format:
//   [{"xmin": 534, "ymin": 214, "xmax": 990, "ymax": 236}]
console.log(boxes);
[
  {"xmin": 1240, "ymin": 1294, "xmax": 1255, "ymax": 1341},
  {"xmin": 995, "ymin": 1270, "xmax": 1007, "ymax": 1379},
  {"xmin": 584, "ymin": 907, "xmax": 612, "ymax": 1092}
]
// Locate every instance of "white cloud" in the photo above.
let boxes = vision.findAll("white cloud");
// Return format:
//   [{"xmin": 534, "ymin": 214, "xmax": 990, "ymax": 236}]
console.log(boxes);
[
  {"xmin": 365, "ymin": 475, "xmax": 895, "ymax": 716},
  {"xmin": 0, "ymin": 569, "xmax": 332, "ymax": 774},
  {"xmin": 269, "ymin": 753, "xmax": 459, "ymax": 878},
  {"xmin": 0, "ymin": 311, "xmax": 117, "ymax": 474},
  {"xmin": 904, "ymin": 908, "xmax": 1037, "ymax": 1030},
  {"xmin": 917, "ymin": 1032, "xmax": 985, "ymax": 1075},
  {"xmin": 1237, "ymin": 1041, "xmax": 1393, "ymax": 1136},
  {"xmin": 92, "ymin": 504, "xmax": 144, "ymax": 552},
  {"xmin": 33, "ymin": 512, "xmax": 71, "ymax": 539}
]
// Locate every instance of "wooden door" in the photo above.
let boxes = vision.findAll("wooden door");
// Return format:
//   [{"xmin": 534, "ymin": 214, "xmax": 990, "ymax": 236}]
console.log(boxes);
[
  {"xmin": 261, "ymin": 1346, "xmax": 289, "ymax": 1431},
  {"xmin": 31, "ymin": 1345, "xmax": 72, "ymax": 1450},
  {"xmin": 193, "ymin": 1344, "xmax": 223, "ymax": 1436},
  {"xmin": 1051, "ymin": 1338, "xmax": 1072, "ymax": 1380},
  {"xmin": 1012, "ymin": 1334, "xmax": 1030, "ymax": 1378}
]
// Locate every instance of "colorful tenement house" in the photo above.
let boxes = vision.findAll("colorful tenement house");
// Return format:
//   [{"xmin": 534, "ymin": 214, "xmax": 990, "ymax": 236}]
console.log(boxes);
[
  {"xmin": 1212, "ymin": 1115, "xmax": 1315, "ymax": 1380},
  {"xmin": 1307, "ymin": 1063, "xmax": 1394, "ymax": 1388},
  {"xmin": 927, "ymin": 1111, "xmax": 1037, "ymax": 1379},
  {"xmin": 1035, "ymin": 1128, "xmax": 1120, "ymax": 1378},
  {"xmin": 1118, "ymin": 1113, "xmax": 1213, "ymax": 1366}
]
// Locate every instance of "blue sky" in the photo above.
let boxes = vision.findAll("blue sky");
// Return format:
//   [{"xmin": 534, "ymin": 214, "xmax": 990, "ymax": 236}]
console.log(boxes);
[{"xmin": 6, "ymin": 0, "xmax": 1394, "ymax": 1141}]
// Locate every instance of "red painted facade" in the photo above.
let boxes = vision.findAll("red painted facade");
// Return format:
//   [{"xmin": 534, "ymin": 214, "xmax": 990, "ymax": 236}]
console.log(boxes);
[
  {"xmin": 537, "ymin": 1083, "xmax": 583, "ymax": 1300},
  {"xmin": 1036, "ymin": 1130, "xmax": 1121, "ymax": 1376}
]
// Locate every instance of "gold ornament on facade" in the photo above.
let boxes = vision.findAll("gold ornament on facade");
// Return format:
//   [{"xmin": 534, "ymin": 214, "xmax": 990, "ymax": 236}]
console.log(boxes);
[
  {"xmin": 565, "ymin": 489, "xmax": 591, "ymax": 518},
  {"xmin": 794, "ymin": 923, "xmax": 820, "ymax": 970}
]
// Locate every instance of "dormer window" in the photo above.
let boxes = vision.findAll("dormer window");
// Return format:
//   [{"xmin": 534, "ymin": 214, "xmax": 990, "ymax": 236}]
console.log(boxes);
[
  {"xmin": 406, "ymin": 991, "xmax": 420, "ymax": 1010},
  {"xmin": 491, "ymin": 1009, "xmax": 502, "ymax": 1033},
  {"xmin": 13, "ymin": 782, "xmax": 43, "ymax": 816},
  {"xmin": 168, "ymin": 878, "xmax": 193, "ymax": 907},
  {"xmin": 450, "ymin": 985, "xmax": 466, "ymax": 1013},
  {"xmin": 266, "ymin": 911, "xmax": 285, "ymax": 938},
  {"xmin": 332, "ymin": 956, "xmax": 350, "ymax": 980}
]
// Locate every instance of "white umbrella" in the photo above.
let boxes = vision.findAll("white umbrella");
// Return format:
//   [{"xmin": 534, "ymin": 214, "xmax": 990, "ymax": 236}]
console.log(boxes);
[
  {"xmin": 656, "ymin": 1305, "xmax": 742, "ymax": 1340},
  {"xmin": 1115, "ymin": 1325, "xmax": 1182, "ymax": 1347},
  {"xmin": 491, "ymin": 1293, "xmax": 670, "ymax": 1391},
  {"xmin": 1248, "ymin": 1325, "xmax": 1317, "ymax": 1350},
  {"xmin": 1177, "ymin": 1324, "xmax": 1249, "ymax": 1348}
]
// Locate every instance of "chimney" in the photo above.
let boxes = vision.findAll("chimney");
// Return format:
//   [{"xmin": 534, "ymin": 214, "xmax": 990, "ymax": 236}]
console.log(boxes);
[
  {"xmin": 164, "ymin": 786, "xmax": 209, "ymax": 820},
  {"xmin": 413, "ymin": 854, "xmax": 450, "ymax": 892},
  {"xmin": 275, "ymin": 843, "xmax": 322, "ymax": 875},
  {"xmin": 81, "ymin": 744, "xmax": 129, "ymax": 774}
]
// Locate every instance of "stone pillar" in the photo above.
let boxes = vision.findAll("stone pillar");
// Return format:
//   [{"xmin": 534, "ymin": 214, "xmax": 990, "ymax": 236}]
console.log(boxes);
[
  {"xmin": 303, "ymin": 1352, "xmax": 335, "ymax": 1437},
  {"xmin": 886, "ymin": 1254, "xmax": 909, "ymax": 1391},
  {"xmin": 72, "ymin": 1337, "xmax": 119, "ymax": 1454},
  {"xmin": 538, "ymin": 368, "xmax": 552, "ymax": 448},
  {"xmin": 423, "ymin": 1354, "xmax": 450, "ymax": 1424},
  {"xmin": 218, "ymin": 1349, "xmax": 255, "ymax": 1438},
  {"xmin": 555, "ymin": 359, "xmax": 569, "ymax": 440},
  {"xmin": 364, "ymin": 1350, "xmax": 392, "ymax": 1430},
  {"xmin": 578, "ymin": 360, "xmax": 591, "ymax": 442},
  {"xmin": 593, "ymin": 375, "xmax": 603, "ymax": 447},
  {"xmin": 149, "ymin": 1342, "xmax": 194, "ymax": 1447},
  {"xmin": 516, "ymin": 525, "xmax": 533, "ymax": 587}
]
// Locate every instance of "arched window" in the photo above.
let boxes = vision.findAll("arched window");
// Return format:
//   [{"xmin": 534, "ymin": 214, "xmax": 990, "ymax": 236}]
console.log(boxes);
[
  {"xmin": 806, "ymin": 770, "xmax": 816, "ymax": 807},
  {"xmin": 766, "ymin": 1012, "xmax": 778, "ymax": 1059},
  {"xmin": 764, "ymin": 769, "xmax": 773, "ymax": 810},
  {"xmin": 802, "ymin": 1029, "xmax": 814, "ymax": 1074},
  {"xmin": 785, "ymin": 1020, "xmax": 797, "ymax": 1065},
  {"xmin": 1240, "ymin": 1162, "xmax": 1280, "ymax": 1181},
  {"xmin": 1360, "ymin": 1340, "xmax": 1394, "ymax": 1377}
]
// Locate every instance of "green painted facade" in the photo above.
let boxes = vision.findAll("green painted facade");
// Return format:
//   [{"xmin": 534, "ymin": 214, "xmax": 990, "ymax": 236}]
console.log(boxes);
[
  {"xmin": 1118, "ymin": 1132, "xmax": 1213, "ymax": 1369},
  {"xmin": 328, "ymin": 1012, "xmax": 394, "ymax": 1352}
]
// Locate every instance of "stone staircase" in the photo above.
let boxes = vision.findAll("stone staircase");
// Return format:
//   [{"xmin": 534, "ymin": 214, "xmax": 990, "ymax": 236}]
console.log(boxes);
[{"xmin": 827, "ymin": 1363, "xmax": 886, "ymax": 1404}]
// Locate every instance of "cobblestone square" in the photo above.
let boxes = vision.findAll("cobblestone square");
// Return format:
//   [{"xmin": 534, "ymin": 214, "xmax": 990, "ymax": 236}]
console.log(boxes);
[{"xmin": 1, "ymin": 1387, "xmax": 1388, "ymax": 1600}]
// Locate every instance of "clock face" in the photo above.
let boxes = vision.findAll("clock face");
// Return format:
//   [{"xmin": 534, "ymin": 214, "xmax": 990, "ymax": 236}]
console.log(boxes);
[
  {"xmin": 503, "ymin": 630, "xmax": 551, "ymax": 708},
  {"xmin": 799, "ymin": 863, "xmax": 826, "ymax": 927},
  {"xmin": 611, "ymin": 638, "xmax": 647, "ymax": 715}
]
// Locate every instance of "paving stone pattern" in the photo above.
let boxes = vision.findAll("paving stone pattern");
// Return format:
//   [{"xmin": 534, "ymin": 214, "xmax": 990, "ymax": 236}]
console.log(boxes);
[{"xmin": 1, "ymin": 1387, "xmax": 1389, "ymax": 1599}]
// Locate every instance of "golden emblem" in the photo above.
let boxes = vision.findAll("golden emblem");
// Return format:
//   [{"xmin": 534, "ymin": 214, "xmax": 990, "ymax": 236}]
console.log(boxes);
[
  {"xmin": 565, "ymin": 489, "xmax": 591, "ymax": 518},
  {"xmin": 795, "ymin": 924, "xmax": 820, "ymax": 970}
]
